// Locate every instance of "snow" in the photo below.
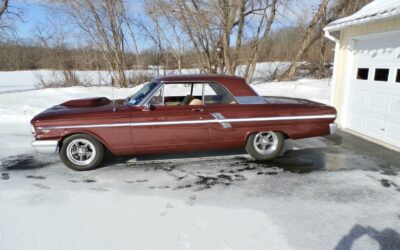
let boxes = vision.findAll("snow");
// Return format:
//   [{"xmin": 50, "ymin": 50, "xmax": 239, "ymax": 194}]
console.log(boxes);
[
  {"xmin": 0, "ymin": 63, "xmax": 288, "ymax": 93},
  {"xmin": 0, "ymin": 192, "xmax": 294, "ymax": 250},
  {"xmin": 326, "ymin": 0, "xmax": 400, "ymax": 30},
  {"xmin": 1, "ymin": 70, "xmax": 399, "ymax": 250},
  {"xmin": 252, "ymin": 78, "xmax": 331, "ymax": 104}
]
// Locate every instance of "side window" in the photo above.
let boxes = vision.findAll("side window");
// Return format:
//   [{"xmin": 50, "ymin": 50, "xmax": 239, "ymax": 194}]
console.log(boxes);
[
  {"xmin": 148, "ymin": 87, "xmax": 163, "ymax": 106},
  {"xmin": 148, "ymin": 83, "xmax": 204, "ymax": 106},
  {"xmin": 374, "ymin": 68, "xmax": 389, "ymax": 82},
  {"xmin": 163, "ymin": 83, "xmax": 192, "ymax": 106},
  {"xmin": 204, "ymin": 83, "xmax": 236, "ymax": 105},
  {"xmin": 396, "ymin": 69, "xmax": 400, "ymax": 83},
  {"xmin": 356, "ymin": 68, "xmax": 369, "ymax": 80}
]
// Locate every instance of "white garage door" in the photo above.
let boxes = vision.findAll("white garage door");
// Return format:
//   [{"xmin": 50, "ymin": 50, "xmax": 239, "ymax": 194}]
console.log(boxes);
[{"xmin": 348, "ymin": 33, "xmax": 400, "ymax": 148}]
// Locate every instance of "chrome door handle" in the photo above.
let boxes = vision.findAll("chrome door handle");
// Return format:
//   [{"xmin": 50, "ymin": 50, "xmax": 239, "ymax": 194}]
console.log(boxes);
[{"xmin": 192, "ymin": 108, "xmax": 204, "ymax": 112}]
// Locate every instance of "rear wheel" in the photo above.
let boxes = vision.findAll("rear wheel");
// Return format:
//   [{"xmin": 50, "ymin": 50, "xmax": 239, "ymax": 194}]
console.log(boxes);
[
  {"xmin": 246, "ymin": 131, "xmax": 284, "ymax": 161},
  {"xmin": 60, "ymin": 134, "xmax": 104, "ymax": 171}
]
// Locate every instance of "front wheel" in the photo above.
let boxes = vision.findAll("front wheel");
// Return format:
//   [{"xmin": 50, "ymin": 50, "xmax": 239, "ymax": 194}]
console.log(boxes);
[
  {"xmin": 246, "ymin": 131, "xmax": 284, "ymax": 161},
  {"xmin": 60, "ymin": 134, "xmax": 104, "ymax": 171}
]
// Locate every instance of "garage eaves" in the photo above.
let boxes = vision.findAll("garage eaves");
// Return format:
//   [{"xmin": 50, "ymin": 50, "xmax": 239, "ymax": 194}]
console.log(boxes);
[{"xmin": 324, "ymin": 0, "xmax": 400, "ymax": 32}]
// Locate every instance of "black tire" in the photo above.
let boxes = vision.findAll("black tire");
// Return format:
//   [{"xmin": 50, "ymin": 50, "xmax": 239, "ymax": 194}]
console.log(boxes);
[
  {"xmin": 245, "ymin": 131, "xmax": 284, "ymax": 161},
  {"xmin": 59, "ymin": 134, "xmax": 104, "ymax": 171}
]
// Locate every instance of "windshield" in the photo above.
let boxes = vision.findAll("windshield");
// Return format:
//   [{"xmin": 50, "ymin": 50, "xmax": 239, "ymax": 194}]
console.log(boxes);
[{"xmin": 127, "ymin": 82, "xmax": 159, "ymax": 106}]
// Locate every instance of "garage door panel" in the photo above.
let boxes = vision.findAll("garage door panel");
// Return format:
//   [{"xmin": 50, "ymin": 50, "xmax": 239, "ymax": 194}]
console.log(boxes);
[
  {"xmin": 348, "ymin": 112, "xmax": 364, "ymax": 131},
  {"xmin": 369, "ymin": 92, "xmax": 387, "ymax": 110},
  {"xmin": 364, "ymin": 117, "xmax": 385, "ymax": 138},
  {"xmin": 389, "ymin": 95, "xmax": 400, "ymax": 113},
  {"xmin": 351, "ymin": 88, "xmax": 368, "ymax": 107},
  {"xmin": 348, "ymin": 33, "xmax": 400, "ymax": 148},
  {"xmin": 386, "ymin": 123, "xmax": 400, "ymax": 148}
]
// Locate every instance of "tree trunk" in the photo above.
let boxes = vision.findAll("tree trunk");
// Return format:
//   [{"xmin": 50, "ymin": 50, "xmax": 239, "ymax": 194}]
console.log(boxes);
[
  {"xmin": 0, "ymin": 0, "xmax": 8, "ymax": 20},
  {"xmin": 281, "ymin": 0, "xmax": 329, "ymax": 81},
  {"xmin": 245, "ymin": 0, "xmax": 278, "ymax": 82}
]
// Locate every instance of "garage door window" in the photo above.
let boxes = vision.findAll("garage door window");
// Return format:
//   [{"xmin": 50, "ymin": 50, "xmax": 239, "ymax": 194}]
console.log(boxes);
[
  {"xmin": 357, "ymin": 68, "xmax": 369, "ymax": 80},
  {"xmin": 374, "ymin": 68, "xmax": 389, "ymax": 82},
  {"xmin": 396, "ymin": 69, "xmax": 400, "ymax": 83}
]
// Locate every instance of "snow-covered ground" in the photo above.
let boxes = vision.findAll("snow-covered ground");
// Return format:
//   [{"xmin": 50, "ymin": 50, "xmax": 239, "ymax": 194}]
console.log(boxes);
[
  {"xmin": 0, "ymin": 62, "xmax": 290, "ymax": 93},
  {"xmin": 0, "ymin": 71, "xmax": 399, "ymax": 250}
]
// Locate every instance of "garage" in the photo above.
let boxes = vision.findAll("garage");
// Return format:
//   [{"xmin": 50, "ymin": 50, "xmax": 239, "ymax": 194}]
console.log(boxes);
[{"xmin": 324, "ymin": 0, "xmax": 400, "ymax": 150}]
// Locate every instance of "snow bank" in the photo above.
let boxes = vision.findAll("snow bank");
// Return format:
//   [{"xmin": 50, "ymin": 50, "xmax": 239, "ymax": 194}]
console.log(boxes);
[
  {"xmin": 252, "ymin": 78, "xmax": 331, "ymax": 104},
  {"xmin": 0, "ymin": 62, "xmax": 289, "ymax": 93}
]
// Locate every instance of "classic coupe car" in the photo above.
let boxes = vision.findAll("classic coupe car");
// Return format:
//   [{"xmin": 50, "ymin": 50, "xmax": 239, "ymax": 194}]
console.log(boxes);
[{"xmin": 31, "ymin": 75, "xmax": 337, "ymax": 171}]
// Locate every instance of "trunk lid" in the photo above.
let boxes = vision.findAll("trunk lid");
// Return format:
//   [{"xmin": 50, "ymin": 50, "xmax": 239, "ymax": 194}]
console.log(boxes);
[{"xmin": 263, "ymin": 96, "xmax": 326, "ymax": 106}]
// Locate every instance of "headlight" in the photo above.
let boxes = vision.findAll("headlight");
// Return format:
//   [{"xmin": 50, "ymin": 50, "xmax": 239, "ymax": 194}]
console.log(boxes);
[{"xmin": 30, "ymin": 125, "xmax": 36, "ymax": 135}]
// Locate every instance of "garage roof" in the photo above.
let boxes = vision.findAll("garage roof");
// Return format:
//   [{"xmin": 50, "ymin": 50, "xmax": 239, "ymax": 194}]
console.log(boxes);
[{"xmin": 325, "ymin": 0, "xmax": 400, "ymax": 31}]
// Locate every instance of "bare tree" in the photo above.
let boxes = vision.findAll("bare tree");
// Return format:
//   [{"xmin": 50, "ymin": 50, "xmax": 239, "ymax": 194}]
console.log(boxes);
[
  {"xmin": 280, "ymin": 0, "xmax": 329, "ymax": 80},
  {"xmin": 153, "ymin": 0, "xmax": 279, "ymax": 77},
  {"xmin": 243, "ymin": 0, "xmax": 278, "ymax": 82},
  {"xmin": 281, "ymin": 0, "xmax": 370, "ymax": 80},
  {"xmin": 0, "ymin": 0, "xmax": 8, "ymax": 20},
  {"xmin": 144, "ymin": 0, "xmax": 186, "ymax": 74},
  {"xmin": 50, "ymin": 0, "xmax": 137, "ymax": 87}
]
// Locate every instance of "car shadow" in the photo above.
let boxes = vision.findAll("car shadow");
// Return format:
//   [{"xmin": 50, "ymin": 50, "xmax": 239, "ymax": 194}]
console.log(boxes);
[
  {"xmin": 102, "ymin": 146, "xmax": 332, "ymax": 174},
  {"xmin": 334, "ymin": 224, "xmax": 400, "ymax": 250}
]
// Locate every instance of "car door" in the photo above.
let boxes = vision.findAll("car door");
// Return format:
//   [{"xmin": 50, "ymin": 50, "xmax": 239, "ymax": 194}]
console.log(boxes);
[
  {"xmin": 200, "ymin": 82, "xmax": 245, "ymax": 145},
  {"xmin": 131, "ymin": 83, "xmax": 211, "ymax": 154}
]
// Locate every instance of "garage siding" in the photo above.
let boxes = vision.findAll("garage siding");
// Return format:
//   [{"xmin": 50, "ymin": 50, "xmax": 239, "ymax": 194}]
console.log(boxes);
[{"xmin": 333, "ymin": 16, "xmax": 400, "ymax": 126}]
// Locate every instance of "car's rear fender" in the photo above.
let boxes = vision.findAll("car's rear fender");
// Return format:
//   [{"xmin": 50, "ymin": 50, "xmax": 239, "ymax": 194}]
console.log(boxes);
[{"xmin": 243, "ymin": 121, "xmax": 331, "ymax": 142}]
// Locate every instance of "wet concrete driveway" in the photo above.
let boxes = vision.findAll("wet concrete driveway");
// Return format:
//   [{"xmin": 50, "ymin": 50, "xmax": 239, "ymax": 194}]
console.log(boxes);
[
  {"xmin": 1, "ymin": 130, "xmax": 400, "ymax": 250},
  {"xmin": 1, "ymin": 130, "xmax": 399, "ymax": 176}
]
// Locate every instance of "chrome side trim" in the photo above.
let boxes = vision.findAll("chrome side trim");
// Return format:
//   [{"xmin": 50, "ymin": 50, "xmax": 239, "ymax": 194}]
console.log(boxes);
[
  {"xmin": 31, "ymin": 140, "xmax": 59, "ymax": 154},
  {"xmin": 210, "ymin": 112, "xmax": 232, "ymax": 128},
  {"xmin": 39, "ymin": 114, "xmax": 336, "ymax": 130},
  {"xmin": 40, "ymin": 123, "xmax": 131, "ymax": 130}
]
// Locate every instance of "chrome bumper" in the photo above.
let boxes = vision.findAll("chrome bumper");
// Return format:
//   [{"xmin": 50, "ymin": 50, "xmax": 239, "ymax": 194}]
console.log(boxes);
[
  {"xmin": 329, "ymin": 123, "xmax": 338, "ymax": 135},
  {"xmin": 31, "ymin": 140, "xmax": 59, "ymax": 154}
]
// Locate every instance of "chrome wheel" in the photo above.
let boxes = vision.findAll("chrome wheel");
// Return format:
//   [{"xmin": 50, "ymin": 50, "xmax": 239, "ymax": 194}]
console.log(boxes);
[
  {"xmin": 66, "ymin": 139, "xmax": 97, "ymax": 166},
  {"xmin": 253, "ymin": 131, "xmax": 279, "ymax": 155}
]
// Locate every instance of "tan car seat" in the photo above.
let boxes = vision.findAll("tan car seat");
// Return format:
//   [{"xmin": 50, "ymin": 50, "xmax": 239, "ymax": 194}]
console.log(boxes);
[{"xmin": 189, "ymin": 98, "xmax": 202, "ymax": 105}]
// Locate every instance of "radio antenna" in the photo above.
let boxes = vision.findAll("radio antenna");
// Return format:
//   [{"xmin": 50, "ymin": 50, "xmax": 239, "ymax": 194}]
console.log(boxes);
[{"xmin": 111, "ymin": 75, "xmax": 116, "ymax": 112}]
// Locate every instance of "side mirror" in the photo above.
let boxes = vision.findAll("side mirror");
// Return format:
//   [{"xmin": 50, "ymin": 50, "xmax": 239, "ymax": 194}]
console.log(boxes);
[{"xmin": 142, "ymin": 103, "xmax": 156, "ymax": 111}]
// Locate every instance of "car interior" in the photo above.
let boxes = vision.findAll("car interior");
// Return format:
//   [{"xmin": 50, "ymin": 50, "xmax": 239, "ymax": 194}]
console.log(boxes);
[{"xmin": 148, "ymin": 82, "xmax": 237, "ymax": 106}]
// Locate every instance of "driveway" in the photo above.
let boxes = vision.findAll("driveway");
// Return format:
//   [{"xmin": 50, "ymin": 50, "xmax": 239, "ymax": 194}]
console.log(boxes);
[{"xmin": 0, "ymin": 130, "xmax": 399, "ymax": 250}]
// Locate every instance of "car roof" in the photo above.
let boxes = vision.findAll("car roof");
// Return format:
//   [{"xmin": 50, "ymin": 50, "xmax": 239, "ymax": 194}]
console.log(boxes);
[
  {"xmin": 153, "ymin": 74, "xmax": 258, "ymax": 97},
  {"xmin": 155, "ymin": 74, "xmax": 245, "ymax": 82}
]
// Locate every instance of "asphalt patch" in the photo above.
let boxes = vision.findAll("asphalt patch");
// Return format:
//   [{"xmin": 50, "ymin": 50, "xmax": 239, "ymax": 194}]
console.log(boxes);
[
  {"xmin": 32, "ymin": 183, "xmax": 51, "ymax": 189},
  {"xmin": 1, "ymin": 172, "xmax": 10, "ymax": 180},
  {"xmin": 0, "ymin": 154, "xmax": 56, "ymax": 170},
  {"xmin": 69, "ymin": 179, "xmax": 96, "ymax": 183},
  {"xmin": 26, "ymin": 175, "xmax": 46, "ymax": 180}
]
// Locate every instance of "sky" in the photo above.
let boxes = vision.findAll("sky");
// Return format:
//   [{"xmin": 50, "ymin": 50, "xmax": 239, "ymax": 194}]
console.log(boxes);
[{"xmin": 10, "ymin": 0, "xmax": 49, "ymax": 38}]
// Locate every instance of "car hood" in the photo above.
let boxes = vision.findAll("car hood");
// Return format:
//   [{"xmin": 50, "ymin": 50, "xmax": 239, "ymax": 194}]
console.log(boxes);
[
  {"xmin": 59, "ymin": 97, "xmax": 112, "ymax": 108},
  {"xmin": 31, "ymin": 97, "xmax": 126, "ymax": 122}
]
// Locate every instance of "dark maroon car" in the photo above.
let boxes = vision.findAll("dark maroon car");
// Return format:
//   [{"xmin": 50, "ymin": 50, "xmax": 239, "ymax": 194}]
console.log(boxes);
[{"xmin": 30, "ymin": 75, "xmax": 337, "ymax": 171}]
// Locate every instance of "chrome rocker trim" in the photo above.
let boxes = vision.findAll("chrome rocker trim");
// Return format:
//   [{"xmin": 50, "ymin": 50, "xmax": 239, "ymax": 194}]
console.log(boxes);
[{"xmin": 32, "ymin": 140, "xmax": 59, "ymax": 154}]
